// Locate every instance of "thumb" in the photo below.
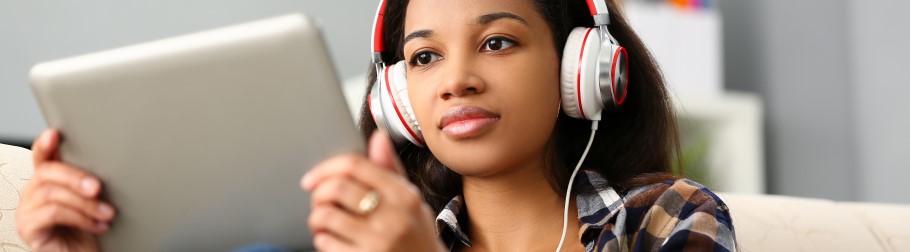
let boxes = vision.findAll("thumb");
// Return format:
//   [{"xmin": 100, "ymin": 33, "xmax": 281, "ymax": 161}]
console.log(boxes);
[
  {"xmin": 31, "ymin": 129, "xmax": 60, "ymax": 167},
  {"xmin": 368, "ymin": 130, "xmax": 404, "ymax": 175}
]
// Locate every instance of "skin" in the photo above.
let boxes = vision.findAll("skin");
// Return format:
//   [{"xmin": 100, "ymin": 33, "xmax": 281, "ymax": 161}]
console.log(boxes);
[
  {"xmin": 16, "ymin": 0, "xmax": 585, "ymax": 251},
  {"xmin": 402, "ymin": 0, "xmax": 582, "ymax": 250},
  {"xmin": 17, "ymin": 129, "xmax": 112, "ymax": 252},
  {"xmin": 303, "ymin": 132, "xmax": 444, "ymax": 251},
  {"xmin": 308, "ymin": 0, "xmax": 583, "ymax": 251},
  {"xmin": 403, "ymin": 0, "xmax": 562, "ymax": 179}
]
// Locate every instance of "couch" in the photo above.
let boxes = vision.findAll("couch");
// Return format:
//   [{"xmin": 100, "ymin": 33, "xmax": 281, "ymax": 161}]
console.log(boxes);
[
  {"xmin": 0, "ymin": 144, "xmax": 31, "ymax": 251},
  {"xmin": 2, "ymin": 143, "xmax": 908, "ymax": 251}
]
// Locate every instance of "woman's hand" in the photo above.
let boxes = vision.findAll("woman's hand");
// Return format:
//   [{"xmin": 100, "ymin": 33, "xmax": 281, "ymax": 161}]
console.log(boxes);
[
  {"xmin": 302, "ymin": 131, "xmax": 446, "ymax": 252},
  {"xmin": 16, "ymin": 130, "xmax": 116, "ymax": 252}
]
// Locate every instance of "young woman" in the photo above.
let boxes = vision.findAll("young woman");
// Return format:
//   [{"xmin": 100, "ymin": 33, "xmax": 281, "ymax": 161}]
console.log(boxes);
[
  {"xmin": 303, "ymin": 0, "xmax": 735, "ymax": 251},
  {"xmin": 17, "ymin": 0, "xmax": 735, "ymax": 251}
]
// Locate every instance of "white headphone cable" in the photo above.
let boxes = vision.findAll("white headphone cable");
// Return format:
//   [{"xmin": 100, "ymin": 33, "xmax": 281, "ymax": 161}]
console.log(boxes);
[{"xmin": 555, "ymin": 120, "xmax": 599, "ymax": 252}]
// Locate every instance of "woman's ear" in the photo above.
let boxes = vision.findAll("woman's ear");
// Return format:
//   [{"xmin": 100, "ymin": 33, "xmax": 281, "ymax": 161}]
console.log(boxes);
[{"xmin": 557, "ymin": 102, "xmax": 562, "ymax": 117}]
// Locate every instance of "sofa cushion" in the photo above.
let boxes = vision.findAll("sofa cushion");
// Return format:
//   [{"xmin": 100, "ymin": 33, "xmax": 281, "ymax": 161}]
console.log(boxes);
[{"xmin": 719, "ymin": 193, "xmax": 886, "ymax": 251}]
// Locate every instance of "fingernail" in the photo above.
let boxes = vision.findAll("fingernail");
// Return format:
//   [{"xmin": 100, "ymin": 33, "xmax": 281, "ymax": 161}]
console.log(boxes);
[
  {"xmin": 95, "ymin": 221, "xmax": 109, "ymax": 231},
  {"xmin": 98, "ymin": 203, "xmax": 114, "ymax": 218},
  {"xmin": 82, "ymin": 178, "xmax": 99, "ymax": 196},
  {"xmin": 42, "ymin": 131, "xmax": 54, "ymax": 148},
  {"xmin": 301, "ymin": 173, "xmax": 314, "ymax": 190}
]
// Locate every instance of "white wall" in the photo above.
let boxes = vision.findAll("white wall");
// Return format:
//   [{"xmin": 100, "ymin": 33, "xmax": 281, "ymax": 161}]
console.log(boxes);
[
  {"xmin": 720, "ymin": 0, "xmax": 910, "ymax": 203},
  {"xmin": 850, "ymin": 0, "xmax": 910, "ymax": 203},
  {"xmin": 0, "ymin": 0, "xmax": 376, "ymax": 142},
  {"xmin": 721, "ymin": 0, "xmax": 859, "ymax": 201}
]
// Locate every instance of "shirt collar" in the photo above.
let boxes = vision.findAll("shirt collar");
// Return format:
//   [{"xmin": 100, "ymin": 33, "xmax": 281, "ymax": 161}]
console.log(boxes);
[
  {"xmin": 434, "ymin": 170, "xmax": 625, "ymax": 248},
  {"xmin": 435, "ymin": 195, "xmax": 471, "ymax": 247}
]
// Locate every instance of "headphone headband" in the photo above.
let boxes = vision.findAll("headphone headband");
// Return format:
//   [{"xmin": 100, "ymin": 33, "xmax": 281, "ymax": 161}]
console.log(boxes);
[
  {"xmin": 368, "ymin": 0, "xmax": 628, "ymax": 146},
  {"xmin": 370, "ymin": 0, "xmax": 611, "ymax": 60},
  {"xmin": 585, "ymin": 0, "xmax": 609, "ymax": 16},
  {"xmin": 371, "ymin": 0, "xmax": 389, "ymax": 64}
]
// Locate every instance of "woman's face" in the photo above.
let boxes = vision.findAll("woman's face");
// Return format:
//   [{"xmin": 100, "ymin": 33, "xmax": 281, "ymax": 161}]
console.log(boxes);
[{"xmin": 403, "ymin": 0, "xmax": 561, "ymax": 177}]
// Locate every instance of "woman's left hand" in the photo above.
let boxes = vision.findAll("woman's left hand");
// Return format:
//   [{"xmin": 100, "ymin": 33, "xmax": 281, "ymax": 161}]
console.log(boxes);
[{"xmin": 301, "ymin": 131, "xmax": 446, "ymax": 252}]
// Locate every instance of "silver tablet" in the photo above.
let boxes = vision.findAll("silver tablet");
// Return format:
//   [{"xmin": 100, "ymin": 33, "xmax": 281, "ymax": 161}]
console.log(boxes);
[{"xmin": 29, "ymin": 13, "xmax": 363, "ymax": 251}]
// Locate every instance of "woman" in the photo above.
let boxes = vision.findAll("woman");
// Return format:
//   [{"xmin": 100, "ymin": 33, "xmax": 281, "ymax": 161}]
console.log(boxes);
[
  {"xmin": 17, "ymin": 0, "xmax": 735, "ymax": 251},
  {"xmin": 304, "ymin": 0, "xmax": 735, "ymax": 251}
]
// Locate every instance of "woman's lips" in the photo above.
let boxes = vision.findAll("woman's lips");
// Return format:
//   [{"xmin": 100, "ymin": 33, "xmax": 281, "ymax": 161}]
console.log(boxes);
[{"xmin": 438, "ymin": 106, "xmax": 500, "ymax": 138}]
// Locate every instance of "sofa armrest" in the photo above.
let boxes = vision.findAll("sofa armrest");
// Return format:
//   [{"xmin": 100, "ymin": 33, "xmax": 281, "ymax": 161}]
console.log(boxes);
[
  {"xmin": 718, "ymin": 193, "xmax": 888, "ymax": 252},
  {"xmin": 840, "ymin": 202, "xmax": 910, "ymax": 251},
  {"xmin": 0, "ymin": 144, "xmax": 34, "ymax": 251}
]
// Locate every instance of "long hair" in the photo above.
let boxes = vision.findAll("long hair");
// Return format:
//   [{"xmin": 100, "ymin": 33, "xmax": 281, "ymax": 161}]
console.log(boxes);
[{"xmin": 358, "ymin": 0, "xmax": 680, "ymax": 213}]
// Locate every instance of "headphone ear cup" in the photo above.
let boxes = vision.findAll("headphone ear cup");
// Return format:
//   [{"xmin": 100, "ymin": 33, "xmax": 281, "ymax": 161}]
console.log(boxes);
[
  {"xmin": 561, "ymin": 27, "xmax": 604, "ymax": 120},
  {"xmin": 388, "ymin": 61, "xmax": 424, "ymax": 146},
  {"xmin": 369, "ymin": 61, "xmax": 425, "ymax": 147},
  {"xmin": 369, "ymin": 75, "xmax": 387, "ymax": 130},
  {"xmin": 606, "ymin": 44, "xmax": 629, "ymax": 107}
]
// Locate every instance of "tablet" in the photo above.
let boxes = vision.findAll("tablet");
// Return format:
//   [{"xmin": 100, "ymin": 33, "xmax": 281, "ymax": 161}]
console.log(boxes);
[{"xmin": 29, "ymin": 13, "xmax": 363, "ymax": 251}]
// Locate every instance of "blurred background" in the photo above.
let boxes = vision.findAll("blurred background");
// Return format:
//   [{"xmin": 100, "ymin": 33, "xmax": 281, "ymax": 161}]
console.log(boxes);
[{"xmin": 1, "ymin": 0, "xmax": 908, "ymax": 203}]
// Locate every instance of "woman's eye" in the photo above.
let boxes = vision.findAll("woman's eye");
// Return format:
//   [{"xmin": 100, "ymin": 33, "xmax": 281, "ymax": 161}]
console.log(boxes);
[
  {"xmin": 410, "ymin": 51, "xmax": 442, "ymax": 66},
  {"xmin": 482, "ymin": 37, "xmax": 516, "ymax": 52}
]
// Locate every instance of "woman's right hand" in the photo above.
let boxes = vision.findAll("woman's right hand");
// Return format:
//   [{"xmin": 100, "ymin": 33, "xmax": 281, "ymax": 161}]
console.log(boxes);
[
  {"xmin": 302, "ymin": 131, "xmax": 446, "ymax": 252},
  {"xmin": 16, "ymin": 129, "xmax": 116, "ymax": 252}
]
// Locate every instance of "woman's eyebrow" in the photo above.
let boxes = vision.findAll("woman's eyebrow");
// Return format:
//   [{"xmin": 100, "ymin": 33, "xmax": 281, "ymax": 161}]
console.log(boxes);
[
  {"xmin": 476, "ymin": 12, "xmax": 528, "ymax": 26},
  {"xmin": 402, "ymin": 12, "xmax": 527, "ymax": 47},
  {"xmin": 403, "ymin": 30, "xmax": 433, "ymax": 47}
]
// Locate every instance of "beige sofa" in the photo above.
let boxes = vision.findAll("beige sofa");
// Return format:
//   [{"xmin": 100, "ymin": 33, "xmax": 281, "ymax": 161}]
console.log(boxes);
[
  {"xmin": 1, "ymin": 143, "xmax": 908, "ymax": 251},
  {"xmin": 720, "ymin": 194, "xmax": 910, "ymax": 251},
  {"xmin": 0, "ymin": 144, "xmax": 32, "ymax": 251}
]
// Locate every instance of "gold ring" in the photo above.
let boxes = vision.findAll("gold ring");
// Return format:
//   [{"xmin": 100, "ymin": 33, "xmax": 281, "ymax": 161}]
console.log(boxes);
[{"xmin": 358, "ymin": 191, "xmax": 380, "ymax": 215}]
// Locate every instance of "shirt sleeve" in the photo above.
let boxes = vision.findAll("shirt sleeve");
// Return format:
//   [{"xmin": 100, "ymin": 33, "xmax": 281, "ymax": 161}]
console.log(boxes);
[
  {"xmin": 657, "ymin": 182, "xmax": 737, "ymax": 252},
  {"xmin": 578, "ymin": 177, "xmax": 737, "ymax": 252}
]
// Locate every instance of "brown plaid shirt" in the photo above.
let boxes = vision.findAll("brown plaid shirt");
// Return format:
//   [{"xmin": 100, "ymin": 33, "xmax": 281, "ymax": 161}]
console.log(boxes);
[{"xmin": 436, "ymin": 170, "xmax": 736, "ymax": 251}]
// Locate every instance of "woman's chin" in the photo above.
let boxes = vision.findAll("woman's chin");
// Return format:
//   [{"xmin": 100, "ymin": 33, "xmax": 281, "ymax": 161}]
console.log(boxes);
[
  {"xmin": 446, "ymin": 165, "xmax": 505, "ymax": 178},
  {"xmin": 433, "ymin": 147, "xmax": 518, "ymax": 178}
]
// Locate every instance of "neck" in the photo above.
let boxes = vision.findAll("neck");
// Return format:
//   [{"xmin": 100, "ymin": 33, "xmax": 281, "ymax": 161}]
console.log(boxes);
[{"xmin": 460, "ymin": 161, "xmax": 582, "ymax": 252}]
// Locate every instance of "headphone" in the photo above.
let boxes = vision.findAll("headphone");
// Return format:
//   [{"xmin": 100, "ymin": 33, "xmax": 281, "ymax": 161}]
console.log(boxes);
[{"xmin": 368, "ymin": 0, "xmax": 629, "ymax": 147}]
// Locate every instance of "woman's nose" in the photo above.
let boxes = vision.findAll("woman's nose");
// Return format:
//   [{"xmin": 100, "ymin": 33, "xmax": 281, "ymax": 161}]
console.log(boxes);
[{"xmin": 437, "ymin": 58, "xmax": 485, "ymax": 100}]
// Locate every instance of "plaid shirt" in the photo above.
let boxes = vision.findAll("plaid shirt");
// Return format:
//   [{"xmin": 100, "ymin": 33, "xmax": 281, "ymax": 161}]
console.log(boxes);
[{"xmin": 436, "ymin": 170, "xmax": 736, "ymax": 251}]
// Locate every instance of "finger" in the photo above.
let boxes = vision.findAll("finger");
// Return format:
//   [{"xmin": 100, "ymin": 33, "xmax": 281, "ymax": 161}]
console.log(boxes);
[
  {"xmin": 33, "ymin": 162, "xmax": 101, "ymax": 198},
  {"xmin": 311, "ymin": 177, "xmax": 370, "ymax": 214},
  {"xmin": 31, "ymin": 129, "xmax": 60, "ymax": 166},
  {"xmin": 368, "ymin": 130, "xmax": 405, "ymax": 175},
  {"xmin": 313, "ymin": 233, "xmax": 359, "ymax": 252},
  {"xmin": 22, "ymin": 204, "xmax": 109, "ymax": 237},
  {"xmin": 32, "ymin": 184, "xmax": 115, "ymax": 221},
  {"xmin": 302, "ymin": 154, "xmax": 404, "ymax": 199},
  {"xmin": 308, "ymin": 205, "xmax": 368, "ymax": 244}
]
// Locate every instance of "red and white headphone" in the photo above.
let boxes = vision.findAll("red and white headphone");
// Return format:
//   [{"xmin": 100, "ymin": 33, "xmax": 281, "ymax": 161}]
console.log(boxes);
[{"xmin": 368, "ymin": 0, "xmax": 629, "ymax": 147}]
